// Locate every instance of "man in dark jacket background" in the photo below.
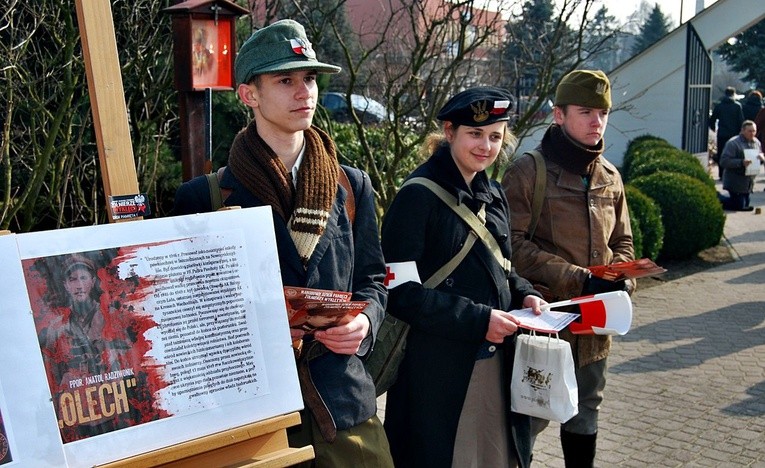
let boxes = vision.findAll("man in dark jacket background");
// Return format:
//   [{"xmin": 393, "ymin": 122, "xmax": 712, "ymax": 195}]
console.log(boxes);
[
  {"xmin": 741, "ymin": 90, "xmax": 763, "ymax": 121},
  {"xmin": 709, "ymin": 86, "xmax": 745, "ymax": 179}
]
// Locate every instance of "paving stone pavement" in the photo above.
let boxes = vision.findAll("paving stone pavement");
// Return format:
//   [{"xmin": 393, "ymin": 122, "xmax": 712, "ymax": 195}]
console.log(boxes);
[
  {"xmin": 378, "ymin": 175, "xmax": 765, "ymax": 467},
  {"xmin": 531, "ymin": 176, "xmax": 765, "ymax": 466}
]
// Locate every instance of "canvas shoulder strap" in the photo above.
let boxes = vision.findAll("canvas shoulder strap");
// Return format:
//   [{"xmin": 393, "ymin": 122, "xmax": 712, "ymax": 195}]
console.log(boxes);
[
  {"xmin": 205, "ymin": 166, "xmax": 231, "ymax": 211},
  {"xmin": 526, "ymin": 150, "xmax": 546, "ymax": 240},
  {"xmin": 401, "ymin": 177, "xmax": 511, "ymax": 277},
  {"xmin": 423, "ymin": 225, "xmax": 478, "ymax": 288},
  {"xmin": 206, "ymin": 172, "xmax": 222, "ymax": 211},
  {"xmin": 337, "ymin": 166, "xmax": 356, "ymax": 225}
]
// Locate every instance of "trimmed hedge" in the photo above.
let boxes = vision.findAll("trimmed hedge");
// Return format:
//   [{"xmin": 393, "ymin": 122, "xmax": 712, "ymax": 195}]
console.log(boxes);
[
  {"xmin": 627, "ymin": 151, "xmax": 715, "ymax": 189},
  {"xmin": 625, "ymin": 185, "xmax": 664, "ymax": 261},
  {"xmin": 630, "ymin": 173, "xmax": 725, "ymax": 260},
  {"xmin": 622, "ymin": 135, "xmax": 674, "ymax": 178},
  {"xmin": 629, "ymin": 211, "xmax": 644, "ymax": 260},
  {"xmin": 625, "ymin": 145, "xmax": 703, "ymax": 180}
]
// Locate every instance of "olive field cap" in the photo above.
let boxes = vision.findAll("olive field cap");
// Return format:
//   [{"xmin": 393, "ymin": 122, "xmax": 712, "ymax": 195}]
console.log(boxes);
[
  {"xmin": 437, "ymin": 86, "xmax": 515, "ymax": 127},
  {"xmin": 554, "ymin": 69, "xmax": 611, "ymax": 109},
  {"xmin": 234, "ymin": 19, "xmax": 341, "ymax": 84}
]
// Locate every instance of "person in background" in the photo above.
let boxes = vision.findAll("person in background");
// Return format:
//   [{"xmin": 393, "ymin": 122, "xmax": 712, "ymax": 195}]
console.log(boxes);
[
  {"xmin": 381, "ymin": 86, "xmax": 545, "ymax": 468},
  {"xmin": 718, "ymin": 120, "xmax": 763, "ymax": 212},
  {"xmin": 502, "ymin": 69, "xmax": 634, "ymax": 468},
  {"xmin": 172, "ymin": 20, "xmax": 392, "ymax": 467},
  {"xmin": 709, "ymin": 86, "xmax": 745, "ymax": 179},
  {"xmin": 754, "ymin": 106, "xmax": 765, "ymax": 150},
  {"xmin": 741, "ymin": 90, "xmax": 763, "ymax": 121}
]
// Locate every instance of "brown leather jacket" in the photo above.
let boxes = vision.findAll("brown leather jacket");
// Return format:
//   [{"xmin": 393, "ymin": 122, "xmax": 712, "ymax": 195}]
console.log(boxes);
[{"xmin": 502, "ymin": 150, "xmax": 634, "ymax": 367}]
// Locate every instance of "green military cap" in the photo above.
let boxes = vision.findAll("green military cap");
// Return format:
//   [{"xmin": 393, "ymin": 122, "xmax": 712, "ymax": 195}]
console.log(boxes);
[
  {"xmin": 555, "ymin": 69, "xmax": 611, "ymax": 109},
  {"xmin": 235, "ymin": 19, "xmax": 341, "ymax": 84}
]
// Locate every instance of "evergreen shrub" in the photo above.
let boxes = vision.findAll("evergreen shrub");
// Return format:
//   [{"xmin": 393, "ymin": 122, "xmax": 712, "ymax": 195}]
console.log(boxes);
[
  {"xmin": 622, "ymin": 135, "xmax": 674, "ymax": 178},
  {"xmin": 627, "ymin": 151, "xmax": 714, "ymax": 189},
  {"xmin": 629, "ymin": 210, "xmax": 644, "ymax": 260},
  {"xmin": 625, "ymin": 185, "xmax": 664, "ymax": 260},
  {"xmin": 630, "ymin": 173, "xmax": 725, "ymax": 260}
]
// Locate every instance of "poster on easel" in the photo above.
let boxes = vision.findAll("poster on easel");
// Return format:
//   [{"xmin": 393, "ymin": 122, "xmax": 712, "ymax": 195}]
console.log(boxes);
[
  {"xmin": 2, "ymin": 207, "xmax": 302, "ymax": 467},
  {"xmin": 0, "ymin": 233, "xmax": 67, "ymax": 466}
]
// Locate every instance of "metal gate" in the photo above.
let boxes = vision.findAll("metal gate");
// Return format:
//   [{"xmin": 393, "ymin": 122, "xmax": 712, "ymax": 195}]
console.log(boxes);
[{"xmin": 682, "ymin": 24, "xmax": 712, "ymax": 155}]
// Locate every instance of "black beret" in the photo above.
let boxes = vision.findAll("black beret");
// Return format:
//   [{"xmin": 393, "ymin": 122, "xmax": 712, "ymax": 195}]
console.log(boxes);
[{"xmin": 437, "ymin": 86, "xmax": 514, "ymax": 127}]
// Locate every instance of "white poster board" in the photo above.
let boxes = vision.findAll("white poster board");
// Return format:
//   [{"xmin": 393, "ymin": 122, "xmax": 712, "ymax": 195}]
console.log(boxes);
[
  {"xmin": 0, "ymin": 234, "xmax": 67, "ymax": 466},
  {"xmin": 0, "ymin": 208, "xmax": 302, "ymax": 467}
]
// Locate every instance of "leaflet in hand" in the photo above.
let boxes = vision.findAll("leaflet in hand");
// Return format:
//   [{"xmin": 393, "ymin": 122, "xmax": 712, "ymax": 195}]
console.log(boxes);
[
  {"xmin": 512, "ymin": 308, "xmax": 580, "ymax": 333},
  {"xmin": 284, "ymin": 286, "xmax": 368, "ymax": 333},
  {"xmin": 588, "ymin": 258, "xmax": 666, "ymax": 281},
  {"xmin": 744, "ymin": 149, "xmax": 761, "ymax": 176}
]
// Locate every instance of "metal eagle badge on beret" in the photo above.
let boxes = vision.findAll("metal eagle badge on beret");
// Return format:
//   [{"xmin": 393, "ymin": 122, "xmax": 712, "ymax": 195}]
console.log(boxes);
[
  {"xmin": 290, "ymin": 38, "xmax": 316, "ymax": 59},
  {"xmin": 471, "ymin": 99, "xmax": 511, "ymax": 123}
]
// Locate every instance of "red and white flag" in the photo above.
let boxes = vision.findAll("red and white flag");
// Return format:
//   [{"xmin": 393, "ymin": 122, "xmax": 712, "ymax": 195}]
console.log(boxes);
[
  {"xmin": 546, "ymin": 291, "xmax": 632, "ymax": 336},
  {"xmin": 384, "ymin": 261, "xmax": 421, "ymax": 289}
]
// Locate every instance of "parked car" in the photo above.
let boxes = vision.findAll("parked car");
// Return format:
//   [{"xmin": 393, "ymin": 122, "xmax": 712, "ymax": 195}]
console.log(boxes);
[{"xmin": 320, "ymin": 92, "xmax": 390, "ymax": 124}]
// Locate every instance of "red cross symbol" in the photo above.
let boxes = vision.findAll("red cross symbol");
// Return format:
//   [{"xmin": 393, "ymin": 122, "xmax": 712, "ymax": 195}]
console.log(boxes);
[{"xmin": 383, "ymin": 266, "xmax": 396, "ymax": 287}]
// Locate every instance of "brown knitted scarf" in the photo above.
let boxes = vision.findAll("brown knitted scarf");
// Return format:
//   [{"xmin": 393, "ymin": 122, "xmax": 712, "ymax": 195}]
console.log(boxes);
[{"xmin": 228, "ymin": 120, "xmax": 338, "ymax": 266}]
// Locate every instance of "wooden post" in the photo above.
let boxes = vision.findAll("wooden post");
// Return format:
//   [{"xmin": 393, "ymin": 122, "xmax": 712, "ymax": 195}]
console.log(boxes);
[
  {"xmin": 179, "ymin": 91, "xmax": 208, "ymax": 181},
  {"xmin": 74, "ymin": 0, "xmax": 140, "ymax": 223}
]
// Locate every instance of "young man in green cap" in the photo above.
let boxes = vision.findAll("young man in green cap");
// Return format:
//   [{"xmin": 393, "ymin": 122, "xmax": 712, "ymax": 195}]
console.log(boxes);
[
  {"xmin": 173, "ymin": 19, "xmax": 392, "ymax": 467},
  {"xmin": 502, "ymin": 69, "xmax": 635, "ymax": 467}
]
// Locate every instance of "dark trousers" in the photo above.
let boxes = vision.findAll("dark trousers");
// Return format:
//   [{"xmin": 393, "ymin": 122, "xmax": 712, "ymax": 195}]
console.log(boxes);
[{"xmin": 719, "ymin": 191, "xmax": 750, "ymax": 210}]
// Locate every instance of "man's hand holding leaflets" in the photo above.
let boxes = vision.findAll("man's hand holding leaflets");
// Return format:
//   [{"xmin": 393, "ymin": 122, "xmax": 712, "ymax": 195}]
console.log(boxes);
[{"xmin": 284, "ymin": 286, "xmax": 369, "ymax": 334}]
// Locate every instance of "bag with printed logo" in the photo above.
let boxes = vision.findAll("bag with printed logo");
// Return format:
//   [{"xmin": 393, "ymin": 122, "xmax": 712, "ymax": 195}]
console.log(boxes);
[{"xmin": 510, "ymin": 332, "xmax": 579, "ymax": 423}]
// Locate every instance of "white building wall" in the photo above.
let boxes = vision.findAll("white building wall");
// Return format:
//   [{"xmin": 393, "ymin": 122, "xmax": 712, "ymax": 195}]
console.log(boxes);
[{"xmin": 516, "ymin": 0, "xmax": 765, "ymax": 168}]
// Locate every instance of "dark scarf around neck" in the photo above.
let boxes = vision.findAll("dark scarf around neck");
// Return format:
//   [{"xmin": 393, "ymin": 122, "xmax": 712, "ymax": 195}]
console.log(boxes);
[{"xmin": 542, "ymin": 124, "xmax": 603, "ymax": 176}]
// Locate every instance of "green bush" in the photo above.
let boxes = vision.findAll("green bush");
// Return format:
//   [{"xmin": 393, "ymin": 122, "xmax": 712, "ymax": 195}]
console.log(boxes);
[
  {"xmin": 625, "ymin": 146, "xmax": 702, "ymax": 181},
  {"xmin": 627, "ymin": 152, "xmax": 714, "ymax": 189},
  {"xmin": 622, "ymin": 135, "xmax": 674, "ymax": 178},
  {"xmin": 630, "ymin": 173, "xmax": 725, "ymax": 260},
  {"xmin": 625, "ymin": 185, "xmax": 664, "ymax": 260},
  {"xmin": 629, "ymin": 211, "xmax": 644, "ymax": 260}
]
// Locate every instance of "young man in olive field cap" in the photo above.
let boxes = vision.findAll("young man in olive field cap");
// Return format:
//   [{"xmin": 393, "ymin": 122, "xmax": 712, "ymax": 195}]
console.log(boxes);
[{"xmin": 502, "ymin": 69, "xmax": 635, "ymax": 467}]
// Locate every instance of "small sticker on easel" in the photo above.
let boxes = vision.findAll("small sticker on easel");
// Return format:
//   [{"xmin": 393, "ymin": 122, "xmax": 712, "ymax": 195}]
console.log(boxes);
[{"xmin": 110, "ymin": 194, "xmax": 151, "ymax": 220}]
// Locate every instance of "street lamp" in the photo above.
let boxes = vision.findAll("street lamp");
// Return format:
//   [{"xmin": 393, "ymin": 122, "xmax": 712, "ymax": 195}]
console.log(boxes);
[{"xmin": 163, "ymin": 0, "xmax": 248, "ymax": 180}]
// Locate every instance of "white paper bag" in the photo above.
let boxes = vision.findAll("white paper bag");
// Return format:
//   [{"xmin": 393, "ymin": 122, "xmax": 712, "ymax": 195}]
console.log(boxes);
[{"xmin": 511, "ymin": 333, "xmax": 579, "ymax": 423}]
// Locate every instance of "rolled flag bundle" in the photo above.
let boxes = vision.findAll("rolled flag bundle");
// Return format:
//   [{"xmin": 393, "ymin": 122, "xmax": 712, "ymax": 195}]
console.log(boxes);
[{"xmin": 545, "ymin": 291, "xmax": 633, "ymax": 336}]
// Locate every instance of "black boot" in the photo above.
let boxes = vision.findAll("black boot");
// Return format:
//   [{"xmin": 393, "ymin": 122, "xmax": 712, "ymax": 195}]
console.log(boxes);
[{"xmin": 560, "ymin": 430, "xmax": 596, "ymax": 468}]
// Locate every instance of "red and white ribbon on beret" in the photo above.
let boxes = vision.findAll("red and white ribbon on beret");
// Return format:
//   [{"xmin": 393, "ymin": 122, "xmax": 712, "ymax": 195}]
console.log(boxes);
[{"xmin": 491, "ymin": 100, "xmax": 511, "ymax": 115}]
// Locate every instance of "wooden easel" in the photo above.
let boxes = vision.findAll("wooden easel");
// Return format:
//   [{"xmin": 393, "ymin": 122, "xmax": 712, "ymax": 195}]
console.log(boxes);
[
  {"xmin": 97, "ymin": 413, "xmax": 313, "ymax": 468},
  {"xmin": 74, "ymin": 0, "xmax": 311, "ymax": 465}
]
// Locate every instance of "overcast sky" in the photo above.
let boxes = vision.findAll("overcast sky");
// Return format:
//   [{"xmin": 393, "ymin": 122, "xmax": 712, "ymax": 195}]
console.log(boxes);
[{"xmin": 605, "ymin": 0, "xmax": 719, "ymax": 25}]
